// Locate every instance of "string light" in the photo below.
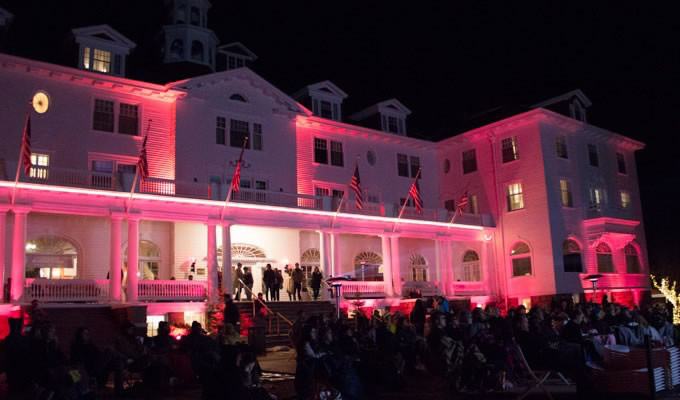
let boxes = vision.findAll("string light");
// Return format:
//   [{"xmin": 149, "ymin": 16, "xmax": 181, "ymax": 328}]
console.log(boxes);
[{"xmin": 651, "ymin": 275, "xmax": 680, "ymax": 325}]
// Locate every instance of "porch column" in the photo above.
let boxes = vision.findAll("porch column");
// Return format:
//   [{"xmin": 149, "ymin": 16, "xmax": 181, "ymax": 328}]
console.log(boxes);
[
  {"xmin": 319, "ymin": 231, "xmax": 331, "ymax": 277},
  {"xmin": 206, "ymin": 221, "xmax": 218, "ymax": 303},
  {"xmin": 331, "ymin": 232, "xmax": 341, "ymax": 277},
  {"xmin": 221, "ymin": 223, "xmax": 232, "ymax": 296},
  {"xmin": 126, "ymin": 215, "xmax": 140, "ymax": 302},
  {"xmin": 109, "ymin": 215, "xmax": 123, "ymax": 302},
  {"xmin": 381, "ymin": 235, "xmax": 394, "ymax": 297},
  {"xmin": 435, "ymin": 239, "xmax": 444, "ymax": 294},
  {"xmin": 481, "ymin": 238, "xmax": 490, "ymax": 294},
  {"xmin": 390, "ymin": 236, "xmax": 402, "ymax": 296},
  {"xmin": 444, "ymin": 240, "xmax": 454, "ymax": 296},
  {"xmin": 10, "ymin": 208, "xmax": 29, "ymax": 303},
  {"xmin": 0, "ymin": 211, "xmax": 6, "ymax": 303}
]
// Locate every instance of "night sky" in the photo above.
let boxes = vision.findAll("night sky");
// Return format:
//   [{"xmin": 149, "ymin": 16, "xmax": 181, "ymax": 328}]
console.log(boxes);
[{"xmin": 1, "ymin": 1, "xmax": 678, "ymax": 278}]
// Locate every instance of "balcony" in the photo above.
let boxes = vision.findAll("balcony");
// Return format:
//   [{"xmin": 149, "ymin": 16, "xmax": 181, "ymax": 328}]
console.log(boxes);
[{"xmin": 584, "ymin": 204, "xmax": 634, "ymax": 221}]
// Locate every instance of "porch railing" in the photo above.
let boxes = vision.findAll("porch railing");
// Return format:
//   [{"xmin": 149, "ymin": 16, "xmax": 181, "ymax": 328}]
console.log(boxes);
[
  {"xmin": 24, "ymin": 278, "xmax": 110, "ymax": 302},
  {"xmin": 451, "ymin": 281, "xmax": 486, "ymax": 296},
  {"xmin": 403, "ymin": 280, "xmax": 439, "ymax": 296},
  {"xmin": 340, "ymin": 281, "xmax": 386, "ymax": 298},
  {"xmin": 138, "ymin": 280, "xmax": 208, "ymax": 302},
  {"xmin": 140, "ymin": 177, "xmax": 211, "ymax": 199},
  {"xmin": 231, "ymin": 188, "xmax": 321, "ymax": 210},
  {"xmin": 24, "ymin": 166, "xmax": 116, "ymax": 191}
]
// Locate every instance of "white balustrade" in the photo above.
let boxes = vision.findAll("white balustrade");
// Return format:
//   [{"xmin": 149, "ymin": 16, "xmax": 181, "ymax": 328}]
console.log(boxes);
[
  {"xmin": 403, "ymin": 280, "xmax": 439, "ymax": 296},
  {"xmin": 24, "ymin": 278, "xmax": 110, "ymax": 302},
  {"xmin": 138, "ymin": 280, "xmax": 208, "ymax": 301},
  {"xmin": 25, "ymin": 165, "xmax": 116, "ymax": 190},
  {"xmin": 451, "ymin": 281, "xmax": 486, "ymax": 296},
  {"xmin": 340, "ymin": 281, "xmax": 386, "ymax": 298},
  {"xmin": 140, "ymin": 178, "xmax": 211, "ymax": 199},
  {"xmin": 231, "ymin": 188, "xmax": 322, "ymax": 209}
]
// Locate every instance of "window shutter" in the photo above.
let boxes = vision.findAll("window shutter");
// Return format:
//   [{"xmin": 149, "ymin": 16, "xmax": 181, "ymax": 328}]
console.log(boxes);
[{"xmin": 113, "ymin": 54, "xmax": 121, "ymax": 75}]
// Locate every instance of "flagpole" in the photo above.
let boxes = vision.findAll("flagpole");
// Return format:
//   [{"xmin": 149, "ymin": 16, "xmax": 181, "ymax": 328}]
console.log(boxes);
[
  {"xmin": 396, "ymin": 167, "xmax": 421, "ymax": 221},
  {"xmin": 11, "ymin": 102, "xmax": 33, "ymax": 205},
  {"xmin": 448, "ymin": 182, "xmax": 471, "ymax": 225},
  {"xmin": 221, "ymin": 136, "xmax": 248, "ymax": 220},
  {"xmin": 127, "ymin": 121, "xmax": 151, "ymax": 213},
  {"xmin": 331, "ymin": 155, "xmax": 360, "ymax": 228}
]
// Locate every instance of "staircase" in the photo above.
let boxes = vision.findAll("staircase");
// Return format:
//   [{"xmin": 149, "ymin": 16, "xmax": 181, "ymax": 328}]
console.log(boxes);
[{"xmin": 235, "ymin": 300, "xmax": 335, "ymax": 347}]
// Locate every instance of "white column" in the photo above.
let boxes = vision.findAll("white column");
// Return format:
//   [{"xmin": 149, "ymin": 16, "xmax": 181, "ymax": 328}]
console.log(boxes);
[
  {"xmin": 109, "ymin": 215, "xmax": 123, "ymax": 302},
  {"xmin": 319, "ymin": 231, "xmax": 331, "ymax": 277},
  {"xmin": 331, "ymin": 232, "xmax": 341, "ymax": 277},
  {"xmin": 0, "ymin": 211, "xmax": 6, "ymax": 303},
  {"xmin": 381, "ymin": 235, "xmax": 394, "ymax": 297},
  {"xmin": 481, "ymin": 239, "xmax": 490, "ymax": 294},
  {"xmin": 10, "ymin": 209, "xmax": 28, "ymax": 303},
  {"xmin": 206, "ymin": 221, "xmax": 218, "ymax": 303},
  {"xmin": 221, "ymin": 223, "xmax": 232, "ymax": 296},
  {"xmin": 390, "ymin": 236, "xmax": 402, "ymax": 296},
  {"xmin": 444, "ymin": 240, "xmax": 454, "ymax": 296},
  {"xmin": 435, "ymin": 239, "xmax": 443, "ymax": 294},
  {"xmin": 126, "ymin": 216, "xmax": 140, "ymax": 302}
]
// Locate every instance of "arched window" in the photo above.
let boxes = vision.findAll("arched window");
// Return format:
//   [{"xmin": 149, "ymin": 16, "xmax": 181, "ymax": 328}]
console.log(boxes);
[
  {"xmin": 354, "ymin": 251, "xmax": 383, "ymax": 281},
  {"xmin": 409, "ymin": 254, "xmax": 428, "ymax": 282},
  {"xmin": 190, "ymin": 6, "xmax": 200, "ymax": 25},
  {"xmin": 562, "ymin": 239, "xmax": 583, "ymax": 272},
  {"xmin": 624, "ymin": 244, "xmax": 641, "ymax": 273},
  {"xmin": 125, "ymin": 240, "xmax": 161, "ymax": 280},
  {"xmin": 595, "ymin": 242, "xmax": 614, "ymax": 273},
  {"xmin": 229, "ymin": 93, "xmax": 248, "ymax": 102},
  {"xmin": 510, "ymin": 242, "xmax": 532, "ymax": 277},
  {"xmin": 25, "ymin": 236, "xmax": 79, "ymax": 279},
  {"xmin": 229, "ymin": 244, "xmax": 266, "ymax": 260},
  {"xmin": 456, "ymin": 250, "xmax": 482, "ymax": 282},
  {"xmin": 300, "ymin": 248, "xmax": 321, "ymax": 291},
  {"xmin": 170, "ymin": 39, "xmax": 183, "ymax": 59},
  {"xmin": 191, "ymin": 41, "xmax": 204, "ymax": 61}
]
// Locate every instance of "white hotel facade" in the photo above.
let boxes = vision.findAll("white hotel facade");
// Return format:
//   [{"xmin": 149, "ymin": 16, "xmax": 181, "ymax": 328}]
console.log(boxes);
[{"xmin": 0, "ymin": 5, "xmax": 650, "ymax": 323}]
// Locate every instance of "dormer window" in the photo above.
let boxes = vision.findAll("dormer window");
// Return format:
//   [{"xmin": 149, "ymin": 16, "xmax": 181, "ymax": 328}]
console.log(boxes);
[
  {"xmin": 83, "ymin": 47, "xmax": 120, "ymax": 74},
  {"xmin": 312, "ymin": 99, "xmax": 340, "ymax": 121},
  {"xmin": 72, "ymin": 25, "xmax": 136, "ymax": 77},
  {"xmin": 382, "ymin": 115, "xmax": 404, "ymax": 134},
  {"xmin": 569, "ymin": 99, "xmax": 587, "ymax": 122},
  {"xmin": 293, "ymin": 80, "xmax": 348, "ymax": 122},
  {"xmin": 228, "ymin": 55, "xmax": 246, "ymax": 69},
  {"xmin": 348, "ymin": 98, "xmax": 411, "ymax": 136}
]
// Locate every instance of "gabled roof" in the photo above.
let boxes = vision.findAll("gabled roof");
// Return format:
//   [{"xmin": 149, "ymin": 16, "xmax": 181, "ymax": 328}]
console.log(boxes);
[
  {"xmin": 292, "ymin": 80, "xmax": 349, "ymax": 100},
  {"xmin": 217, "ymin": 42, "xmax": 258, "ymax": 61},
  {"xmin": 165, "ymin": 67, "xmax": 305, "ymax": 114},
  {"xmin": 348, "ymin": 98, "xmax": 412, "ymax": 121},
  {"xmin": 71, "ymin": 25, "xmax": 137, "ymax": 52},
  {"xmin": 532, "ymin": 89, "xmax": 592, "ymax": 109}
]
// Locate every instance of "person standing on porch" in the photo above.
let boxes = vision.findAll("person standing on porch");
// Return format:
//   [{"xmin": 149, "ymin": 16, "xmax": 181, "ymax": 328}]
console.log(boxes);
[
  {"xmin": 263, "ymin": 264, "xmax": 276, "ymax": 302},
  {"xmin": 273, "ymin": 268, "xmax": 283, "ymax": 301},
  {"xmin": 243, "ymin": 268, "xmax": 254, "ymax": 300},
  {"xmin": 311, "ymin": 267, "xmax": 322, "ymax": 301},
  {"xmin": 292, "ymin": 263, "xmax": 304, "ymax": 301},
  {"xmin": 233, "ymin": 264, "xmax": 244, "ymax": 301},
  {"xmin": 285, "ymin": 265, "xmax": 295, "ymax": 301}
]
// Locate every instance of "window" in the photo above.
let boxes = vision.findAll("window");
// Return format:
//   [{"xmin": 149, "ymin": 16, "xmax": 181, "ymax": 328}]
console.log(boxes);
[
  {"xmin": 616, "ymin": 152, "xmax": 627, "ymax": 174},
  {"xmin": 83, "ymin": 47, "xmax": 90, "ymax": 69},
  {"xmin": 190, "ymin": 6, "xmax": 200, "ymax": 25},
  {"xmin": 118, "ymin": 103, "xmax": 138, "ymax": 135},
  {"xmin": 410, "ymin": 156, "xmax": 420, "ymax": 178},
  {"xmin": 216, "ymin": 117, "xmax": 226, "ymax": 145},
  {"xmin": 510, "ymin": 242, "xmax": 532, "ymax": 277},
  {"xmin": 443, "ymin": 159, "xmax": 451, "ymax": 174},
  {"xmin": 397, "ymin": 154, "xmax": 409, "ymax": 177},
  {"xmin": 191, "ymin": 40, "xmax": 204, "ymax": 61},
  {"xmin": 469, "ymin": 195, "xmax": 479, "ymax": 214},
  {"xmin": 367, "ymin": 150, "xmax": 376, "ymax": 166},
  {"xmin": 596, "ymin": 242, "xmax": 614, "ymax": 273},
  {"xmin": 91, "ymin": 159, "xmax": 114, "ymax": 188},
  {"xmin": 330, "ymin": 141, "xmax": 344, "ymax": 167},
  {"xmin": 227, "ymin": 55, "xmax": 246, "ymax": 70},
  {"xmin": 93, "ymin": 99, "xmax": 114, "ymax": 132},
  {"xmin": 562, "ymin": 239, "xmax": 582, "ymax": 272},
  {"xmin": 319, "ymin": 100, "xmax": 333, "ymax": 119},
  {"xmin": 366, "ymin": 192, "xmax": 380, "ymax": 203},
  {"xmin": 501, "ymin": 136, "xmax": 519, "ymax": 163},
  {"xmin": 457, "ymin": 250, "xmax": 481, "ymax": 282},
  {"xmin": 229, "ymin": 93, "xmax": 247, "ymax": 102},
  {"xmin": 506, "ymin": 183, "xmax": 524, "ymax": 211},
  {"xmin": 444, "ymin": 199, "xmax": 455, "ymax": 212},
  {"xmin": 314, "ymin": 138, "xmax": 328, "ymax": 164},
  {"xmin": 589, "ymin": 188, "xmax": 603, "ymax": 208},
  {"xmin": 312, "ymin": 99, "xmax": 340, "ymax": 120},
  {"xmin": 229, "ymin": 119, "xmax": 250, "ymax": 148},
  {"xmin": 388, "ymin": 116, "xmax": 400, "ymax": 133},
  {"xmin": 556, "ymin": 135, "xmax": 568, "ymax": 159},
  {"xmin": 170, "ymin": 39, "xmax": 183, "ymax": 58},
  {"xmin": 620, "ymin": 191, "xmax": 631, "ymax": 209},
  {"xmin": 560, "ymin": 179, "xmax": 573, "ymax": 207},
  {"xmin": 587, "ymin": 144, "xmax": 599, "ymax": 167},
  {"xmin": 624, "ymin": 244, "xmax": 641, "ymax": 273},
  {"xmin": 332, "ymin": 189, "xmax": 344, "ymax": 199},
  {"xmin": 462, "ymin": 149, "xmax": 477, "ymax": 174},
  {"xmin": 92, "ymin": 49, "xmax": 111, "ymax": 73},
  {"xmin": 29, "ymin": 153, "xmax": 49, "ymax": 179},
  {"xmin": 209, "ymin": 175, "xmax": 222, "ymax": 184},
  {"xmin": 253, "ymin": 123, "xmax": 263, "ymax": 151}
]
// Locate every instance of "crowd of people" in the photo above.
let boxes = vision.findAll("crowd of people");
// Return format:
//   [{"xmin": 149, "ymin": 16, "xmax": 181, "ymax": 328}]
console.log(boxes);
[{"xmin": 232, "ymin": 263, "xmax": 325, "ymax": 303}]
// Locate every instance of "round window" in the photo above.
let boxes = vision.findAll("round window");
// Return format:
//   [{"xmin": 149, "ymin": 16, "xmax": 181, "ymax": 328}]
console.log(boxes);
[
  {"xmin": 443, "ymin": 159, "xmax": 451, "ymax": 174},
  {"xmin": 367, "ymin": 150, "xmax": 376, "ymax": 166}
]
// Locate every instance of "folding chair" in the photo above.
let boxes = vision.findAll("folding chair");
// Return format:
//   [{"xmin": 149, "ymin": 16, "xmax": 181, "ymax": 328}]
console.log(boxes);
[{"xmin": 513, "ymin": 343, "xmax": 570, "ymax": 400}]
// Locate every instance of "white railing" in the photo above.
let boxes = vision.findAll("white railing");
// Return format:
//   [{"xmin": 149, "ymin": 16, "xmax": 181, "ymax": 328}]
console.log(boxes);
[
  {"xmin": 140, "ymin": 177, "xmax": 210, "ymax": 199},
  {"xmin": 451, "ymin": 281, "xmax": 486, "ymax": 296},
  {"xmin": 138, "ymin": 280, "xmax": 208, "ymax": 301},
  {"xmin": 24, "ymin": 278, "xmax": 110, "ymax": 302},
  {"xmin": 403, "ymin": 280, "xmax": 439, "ymax": 296},
  {"xmin": 400, "ymin": 206, "xmax": 439, "ymax": 221},
  {"xmin": 24, "ymin": 165, "xmax": 116, "ymax": 190},
  {"xmin": 584, "ymin": 204, "xmax": 634, "ymax": 220},
  {"xmin": 340, "ymin": 281, "xmax": 386, "ymax": 298},
  {"xmin": 343, "ymin": 201, "xmax": 384, "ymax": 216},
  {"xmin": 231, "ymin": 188, "xmax": 322, "ymax": 210}
]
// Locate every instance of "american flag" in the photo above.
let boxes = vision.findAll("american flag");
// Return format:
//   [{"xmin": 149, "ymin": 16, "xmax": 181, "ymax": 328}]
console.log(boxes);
[
  {"xmin": 21, "ymin": 116, "xmax": 31, "ymax": 174},
  {"xmin": 231, "ymin": 137, "xmax": 248, "ymax": 194},
  {"xmin": 457, "ymin": 190, "xmax": 469, "ymax": 215},
  {"xmin": 350, "ymin": 163, "xmax": 363, "ymax": 210},
  {"xmin": 409, "ymin": 179, "xmax": 422, "ymax": 215},
  {"xmin": 137, "ymin": 135, "xmax": 149, "ymax": 181}
]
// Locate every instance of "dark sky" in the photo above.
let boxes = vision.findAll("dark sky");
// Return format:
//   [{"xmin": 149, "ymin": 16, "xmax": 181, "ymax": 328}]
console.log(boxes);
[{"xmin": 1, "ymin": 1, "xmax": 679, "ymax": 277}]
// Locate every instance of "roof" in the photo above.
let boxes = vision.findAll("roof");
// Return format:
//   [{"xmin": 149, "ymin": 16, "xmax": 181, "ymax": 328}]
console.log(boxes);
[
  {"xmin": 71, "ymin": 24, "xmax": 137, "ymax": 52},
  {"xmin": 292, "ymin": 80, "xmax": 349, "ymax": 100},
  {"xmin": 348, "ymin": 98, "xmax": 412, "ymax": 121},
  {"xmin": 217, "ymin": 42, "xmax": 258, "ymax": 61},
  {"xmin": 532, "ymin": 89, "xmax": 592, "ymax": 108}
]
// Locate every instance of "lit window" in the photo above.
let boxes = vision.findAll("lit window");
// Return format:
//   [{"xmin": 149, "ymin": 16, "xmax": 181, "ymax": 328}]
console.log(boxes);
[
  {"xmin": 595, "ymin": 242, "xmax": 614, "ymax": 273},
  {"xmin": 587, "ymin": 144, "xmax": 599, "ymax": 167},
  {"xmin": 589, "ymin": 188, "xmax": 603, "ymax": 208},
  {"xmin": 83, "ymin": 47, "xmax": 90, "ymax": 69},
  {"xmin": 620, "ymin": 191, "xmax": 631, "ymax": 209},
  {"xmin": 506, "ymin": 183, "xmax": 524, "ymax": 211},
  {"xmin": 617, "ymin": 152, "xmax": 627, "ymax": 174},
  {"xmin": 146, "ymin": 315, "xmax": 166, "ymax": 337},
  {"xmin": 560, "ymin": 179, "xmax": 573, "ymax": 207},
  {"xmin": 314, "ymin": 138, "xmax": 328, "ymax": 164},
  {"xmin": 562, "ymin": 239, "xmax": 582, "ymax": 272},
  {"xmin": 469, "ymin": 195, "xmax": 479, "ymax": 214},
  {"xmin": 253, "ymin": 123, "xmax": 263, "ymax": 151},
  {"xmin": 29, "ymin": 153, "xmax": 49, "ymax": 179},
  {"xmin": 556, "ymin": 135, "xmax": 568, "ymax": 159},
  {"xmin": 330, "ymin": 141, "xmax": 344, "ymax": 167},
  {"xmin": 501, "ymin": 137, "xmax": 519, "ymax": 163},
  {"xmin": 118, "ymin": 103, "xmax": 138, "ymax": 135},
  {"xmin": 510, "ymin": 242, "xmax": 531, "ymax": 277},
  {"xmin": 462, "ymin": 149, "xmax": 477, "ymax": 174},
  {"xmin": 92, "ymin": 49, "xmax": 111, "ymax": 73},
  {"xmin": 624, "ymin": 244, "xmax": 641, "ymax": 273}
]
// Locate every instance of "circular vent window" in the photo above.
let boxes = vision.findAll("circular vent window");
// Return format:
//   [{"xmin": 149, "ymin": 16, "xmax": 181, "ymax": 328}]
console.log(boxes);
[
  {"xmin": 443, "ymin": 159, "xmax": 451, "ymax": 174},
  {"xmin": 367, "ymin": 150, "xmax": 377, "ymax": 166}
]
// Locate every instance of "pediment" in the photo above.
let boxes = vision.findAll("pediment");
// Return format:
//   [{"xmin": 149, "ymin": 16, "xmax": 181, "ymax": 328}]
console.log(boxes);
[
  {"xmin": 72, "ymin": 24, "xmax": 136, "ymax": 53},
  {"xmin": 217, "ymin": 42, "xmax": 258, "ymax": 61}
]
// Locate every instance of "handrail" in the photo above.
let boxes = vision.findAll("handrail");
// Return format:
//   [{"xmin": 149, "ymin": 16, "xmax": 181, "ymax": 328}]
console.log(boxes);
[
  {"xmin": 321, "ymin": 279, "xmax": 334, "ymax": 299},
  {"xmin": 238, "ymin": 278, "xmax": 293, "ymax": 326}
]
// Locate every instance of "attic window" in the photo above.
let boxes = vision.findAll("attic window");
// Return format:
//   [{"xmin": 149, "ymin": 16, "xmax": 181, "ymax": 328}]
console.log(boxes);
[
  {"xmin": 570, "ymin": 99, "xmax": 587, "ymax": 123},
  {"xmin": 381, "ymin": 114, "xmax": 404, "ymax": 134},
  {"xmin": 227, "ymin": 55, "xmax": 245, "ymax": 70},
  {"xmin": 229, "ymin": 93, "xmax": 248, "ymax": 102},
  {"xmin": 312, "ymin": 99, "xmax": 340, "ymax": 121},
  {"xmin": 83, "ymin": 47, "xmax": 120, "ymax": 75}
]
